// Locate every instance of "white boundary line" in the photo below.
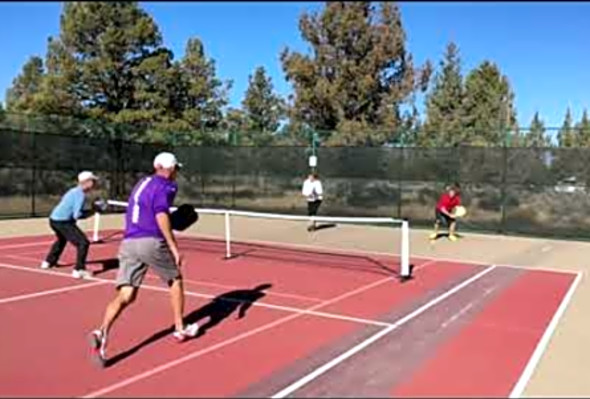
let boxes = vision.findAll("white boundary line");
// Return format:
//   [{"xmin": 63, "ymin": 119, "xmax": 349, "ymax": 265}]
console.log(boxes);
[
  {"xmin": 508, "ymin": 271, "xmax": 584, "ymax": 398},
  {"xmin": 270, "ymin": 265, "xmax": 497, "ymax": 398},
  {"xmin": 0, "ymin": 240, "xmax": 53, "ymax": 250},
  {"xmin": 177, "ymin": 278, "xmax": 325, "ymax": 303},
  {"xmin": 2, "ymin": 252, "xmax": 326, "ymax": 304},
  {"xmin": 0, "ymin": 228, "xmax": 96, "ymax": 243},
  {"xmin": 0, "ymin": 281, "xmax": 106, "ymax": 305},
  {"xmin": 0, "ymin": 259, "xmax": 422, "ymax": 329},
  {"xmin": 80, "ymin": 264, "xmax": 432, "ymax": 398}
]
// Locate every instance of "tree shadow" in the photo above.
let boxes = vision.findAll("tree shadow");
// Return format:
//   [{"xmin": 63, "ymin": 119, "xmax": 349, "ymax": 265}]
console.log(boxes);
[{"xmin": 104, "ymin": 283, "xmax": 272, "ymax": 368}]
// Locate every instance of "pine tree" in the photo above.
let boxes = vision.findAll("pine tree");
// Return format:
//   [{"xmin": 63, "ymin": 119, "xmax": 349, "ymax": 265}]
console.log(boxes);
[
  {"xmin": 242, "ymin": 66, "xmax": 285, "ymax": 145},
  {"xmin": 5, "ymin": 56, "xmax": 45, "ymax": 112},
  {"xmin": 507, "ymin": 122, "xmax": 524, "ymax": 147},
  {"xmin": 525, "ymin": 112, "xmax": 549, "ymax": 147},
  {"xmin": 221, "ymin": 107, "xmax": 248, "ymax": 145},
  {"xmin": 180, "ymin": 37, "xmax": 231, "ymax": 132},
  {"xmin": 281, "ymin": 2, "xmax": 431, "ymax": 145},
  {"xmin": 421, "ymin": 41, "xmax": 464, "ymax": 147},
  {"xmin": 33, "ymin": 37, "xmax": 83, "ymax": 116},
  {"xmin": 557, "ymin": 108, "xmax": 576, "ymax": 147},
  {"xmin": 462, "ymin": 61, "xmax": 517, "ymax": 146},
  {"xmin": 575, "ymin": 109, "xmax": 590, "ymax": 147},
  {"xmin": 59, "ymin": 2, "xmax": 165, "ymax": 117}
]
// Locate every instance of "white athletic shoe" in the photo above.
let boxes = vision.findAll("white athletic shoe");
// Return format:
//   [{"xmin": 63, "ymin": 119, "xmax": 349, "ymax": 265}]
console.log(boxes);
[
  {"xmin": 40, "ymin": 261, "xmax": 52, "ymax": 270},
  {"xmin": 72, "ymin": 269, "xmax": 93, "ymax": 280},
  {"xmin": 173, "ymin": 323, "xmax": 199, "ymax": 342},
  {"xmin": 89, "ymin": 329, "xmax": 107, "ymax": 367}
]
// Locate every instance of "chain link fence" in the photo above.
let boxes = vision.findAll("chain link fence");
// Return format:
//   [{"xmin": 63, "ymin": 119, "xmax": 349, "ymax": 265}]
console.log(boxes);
[{"xmin": 0, "ymin": 127, "xmax": 589, "ymax": 239}]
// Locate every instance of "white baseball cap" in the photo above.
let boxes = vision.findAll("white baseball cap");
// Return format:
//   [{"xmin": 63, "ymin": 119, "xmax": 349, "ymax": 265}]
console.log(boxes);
[
  {"xmin": 153, "ymin": 152, "xmax": 183, "ymax": 169},
  {"xmin": 78, "ymin": 171, "xmax": 98, "ymax": 183}
]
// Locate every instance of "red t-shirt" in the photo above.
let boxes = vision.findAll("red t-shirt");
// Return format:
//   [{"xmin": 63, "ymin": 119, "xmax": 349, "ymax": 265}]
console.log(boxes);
[{"xmin": 436, "ymin": 193, "xmax": 461, "ymax": 212}]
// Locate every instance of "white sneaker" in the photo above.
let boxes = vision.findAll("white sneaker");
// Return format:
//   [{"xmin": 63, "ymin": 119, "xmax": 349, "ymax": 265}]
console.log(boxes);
[
  {"xmin": 173, "ymin": 323, "xmax": 199, "ymax": 342},
  {"xmin": 40, "ymin": 261, "xmax": 52, "ymax": 269},
  {"xmin": 89, "ymin": 329, "xmax": 107, "ymax": 367},
  {"xmin": 72, "ymin": 269, "xmax": 93, "ymax": 279}
]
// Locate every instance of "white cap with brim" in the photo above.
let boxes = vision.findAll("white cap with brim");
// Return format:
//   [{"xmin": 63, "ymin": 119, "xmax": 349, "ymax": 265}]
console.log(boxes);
[
  {"xmin": 78, "ymin": 171, "xmax": 99, "ymax": 183},
  {"xmin": 154, "ymin": 152, "xmax": 183, "ymax": 169}
]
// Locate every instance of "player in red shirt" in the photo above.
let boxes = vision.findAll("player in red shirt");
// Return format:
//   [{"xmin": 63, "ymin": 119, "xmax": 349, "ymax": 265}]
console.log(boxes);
[{"xmin": 430, "ymin": 183, "xmax": 462, "ymax": 242}]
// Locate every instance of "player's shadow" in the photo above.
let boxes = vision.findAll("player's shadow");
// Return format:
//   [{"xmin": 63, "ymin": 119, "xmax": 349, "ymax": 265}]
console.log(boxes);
[
  {"xmin": 309, "ymin": 223, "xmax": 337, "ymax": 232},
  {"xmin": 104, "ymin": 283, "xmax": 272, "ymax": 368},
  {"xmin": 430, "ymin": 232, "xmax": 464, "ymax": 241},
  {"xmin": 90, "ymin": 258, "xmax": 120, "ymax": 276},
  {"xmin": 55, "ymin": 258, "xmax": 119, "ymax": 273}
]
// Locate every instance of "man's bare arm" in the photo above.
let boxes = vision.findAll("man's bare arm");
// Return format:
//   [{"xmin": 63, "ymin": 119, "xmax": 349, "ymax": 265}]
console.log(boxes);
[{"xmin": 156, "ymin": 212, "xmax": 181, "ymax": 266}]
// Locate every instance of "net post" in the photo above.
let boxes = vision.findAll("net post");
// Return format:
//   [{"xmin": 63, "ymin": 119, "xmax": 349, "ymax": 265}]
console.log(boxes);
[
  {"xmin": 224, "ymin": 211, "xmax": 231, "ymax": 259},
  {"xmin": 92, "ymin": 212, "xmax": 101, "ymax": 243},
  {"xmin": 400, "ymin": 219, "xmax": 412, "ymax": 281}
]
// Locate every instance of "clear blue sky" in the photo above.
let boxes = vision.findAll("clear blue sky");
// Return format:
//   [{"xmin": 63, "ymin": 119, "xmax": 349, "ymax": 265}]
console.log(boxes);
[{"xmin": 1, "ymin": 1, "xmax": 589, "ymax": 132}]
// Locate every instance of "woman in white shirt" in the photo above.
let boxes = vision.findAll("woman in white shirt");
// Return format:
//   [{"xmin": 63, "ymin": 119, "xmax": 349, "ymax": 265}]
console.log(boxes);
[{"xmin": 301, "ymin": 172, "xmax": 323, "ymax": 231}]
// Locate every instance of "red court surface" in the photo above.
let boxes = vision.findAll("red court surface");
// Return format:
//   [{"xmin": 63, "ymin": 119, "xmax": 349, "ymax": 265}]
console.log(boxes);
[{"xmin": 0, "ymin": 232, "xmax": 580, "ymax": 397}]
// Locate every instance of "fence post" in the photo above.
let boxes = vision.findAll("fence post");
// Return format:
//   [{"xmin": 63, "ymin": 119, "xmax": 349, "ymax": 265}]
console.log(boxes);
[
  {"xmin": 224, "ymin": 211, "xmax": 232, "ymax": 259},
  {"xmin": 500, "ymin": 144, "xmax": 508, "ymax": 234},
  {"xmin": 231, "ymin": 146, "xmax": 237, "ymax": 209},
  {"xmin": 397, "ymin": 146, "xmax": 403, "ymax": 219},
  {"xmin": 30, "ymin": 131, "xmax": 37, "ymax": 217},
  {"xmin": 114, "ymin": 138, "xmax": 123, "ymax": 199}
]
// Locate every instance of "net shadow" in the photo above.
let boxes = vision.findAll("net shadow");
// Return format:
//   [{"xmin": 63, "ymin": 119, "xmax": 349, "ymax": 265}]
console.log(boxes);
[
  {"xmin": 92, "ymin": 230, "xmax": 402, "ymax": 277},
  {"xmin": 178, "ymin": 236, "xmax": 400, "ymax": 277}
]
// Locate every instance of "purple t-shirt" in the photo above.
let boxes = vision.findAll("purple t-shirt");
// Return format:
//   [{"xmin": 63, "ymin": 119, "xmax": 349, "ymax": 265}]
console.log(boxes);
[{"xmin": 124, "ymin": 175, "xmax": 178, "ymax": 240}]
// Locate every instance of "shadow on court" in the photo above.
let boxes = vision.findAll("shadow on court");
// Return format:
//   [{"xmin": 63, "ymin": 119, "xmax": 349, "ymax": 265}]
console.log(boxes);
[
  {"xmin": 430, "ymin": 232, "xmax": 465, "ymax": 241},
  {"xmin": 309, "ymin": 223, "xmax": 337, "ymax": 232},
  {"xmin": 91, "ymin": 258, "xmax": 120, "ymax": 276},
  {"xmin": 222, "ymin": 241, "xmax": 398, "ymax": 277},
  {"xmin": 104, "ymin": 283, "xmax": 272, "ymax": 368}
]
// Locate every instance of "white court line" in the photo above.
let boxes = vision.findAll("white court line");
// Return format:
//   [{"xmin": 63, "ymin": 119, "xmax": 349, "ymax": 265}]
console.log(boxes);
[
  {"xmin": 153, "ymin": 276, "xmax": 325, "ymax": 304},
  {"xmin": 509, "ymin": 271, "xmax": 583, "ymax": 398},
  {"xmin": 0, "ymin": 228, "xmax": 96, "ymax": 244},
  {"xmin": 3, "ymin": 251, "xmax": 326, "ymax": 304},
  {"xmin": 0, "ymin": 281, "xmax": 106, "ymax": 305},
  {"xmin": 270, "ymin": 265, "xmax": 497, "ymax": 398},
  {"xmin": 80, "ymin": 266, "xmax": 426, "ymax": 398},
  {"xmin": 0, "ymin": 240, "xmax": 53, "ymax": 250},
  {"xmin": 0, "ymin": 257, "xmax": 418, "ymax": 328},
  {"xmin": 185, "ymin": 232, "xmax": 582, "ymax": 276}
]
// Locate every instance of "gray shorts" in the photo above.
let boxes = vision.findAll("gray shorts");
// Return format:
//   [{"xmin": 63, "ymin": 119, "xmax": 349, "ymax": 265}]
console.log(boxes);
[{"xmin": 116, "ymin": 237, "xmax": 181, "ymax": 288}]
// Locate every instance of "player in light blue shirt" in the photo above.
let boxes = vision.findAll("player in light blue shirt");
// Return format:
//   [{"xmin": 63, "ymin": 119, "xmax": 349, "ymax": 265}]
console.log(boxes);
[
  {"xmin": 41, "ymin": 171, "xmax": 99, "ymax": 279},
  {"xmin": 50, "ymin": 186, "xmax": 86, "ymax": 221}
]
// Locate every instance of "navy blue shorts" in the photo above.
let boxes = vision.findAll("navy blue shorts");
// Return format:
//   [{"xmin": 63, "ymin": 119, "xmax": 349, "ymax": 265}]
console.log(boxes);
[{"xmin": 435, "ymin": 209, "xmax": 455, "ymax": 226}]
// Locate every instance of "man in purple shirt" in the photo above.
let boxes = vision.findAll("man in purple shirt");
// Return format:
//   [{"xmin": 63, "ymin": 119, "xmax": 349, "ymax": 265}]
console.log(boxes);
[{"xmin": 89, "ymin": 152, "xmax": 198, "ymax": 366}]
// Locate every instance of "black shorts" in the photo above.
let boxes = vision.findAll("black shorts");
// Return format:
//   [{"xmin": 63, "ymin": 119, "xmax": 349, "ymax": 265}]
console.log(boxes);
[
  {"xmin": 435, "ymin": 209, "xmax": 455, "ymax": 226},
  {"xmin": 307, "ymin": 200, "xmax": 322, "ymax": 216}
]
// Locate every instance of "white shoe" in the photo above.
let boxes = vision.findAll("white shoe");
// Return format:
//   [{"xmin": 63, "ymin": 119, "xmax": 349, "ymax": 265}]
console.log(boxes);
[
  {"xmin": 40, "ymin": 261, "xmax": 52, "ymax": 269},
  {"xmin": 173, "ymin": 323, "xmax": 199, "ymax": 342},
  {"xmin": 89, "ymin": 329, "xmax": 107, "ymax": 367},
  {"xmin": 72, "ymin": 269, "xmax": 93, "ymax": 279}
]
